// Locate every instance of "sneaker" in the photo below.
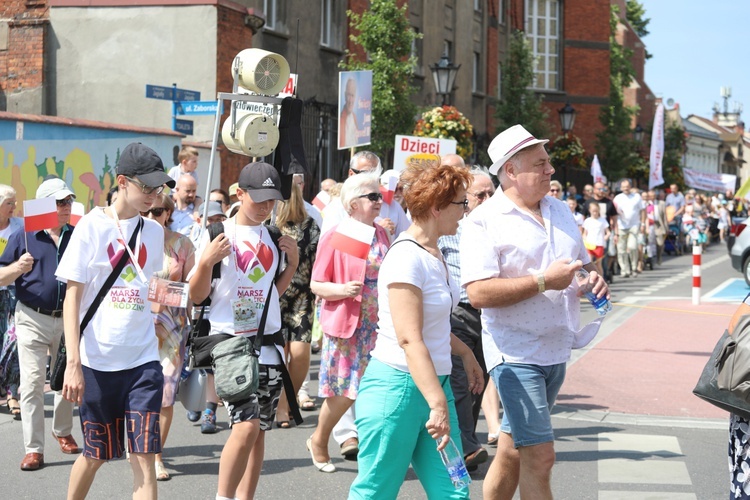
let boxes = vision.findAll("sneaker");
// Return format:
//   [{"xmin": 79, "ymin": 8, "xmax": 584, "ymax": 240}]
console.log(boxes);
[
  {"xmin": 186, "ymin": 410, "xmax": 201, "ymax": 422},
  {"xmin": 200, "ymin": 409, "xmax": 218, "ymax": 434}
]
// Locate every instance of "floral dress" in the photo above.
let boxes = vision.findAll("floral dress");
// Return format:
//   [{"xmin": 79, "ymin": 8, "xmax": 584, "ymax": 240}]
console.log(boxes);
[
  {"xmin": 269, "ymin": 217, "xmax": 320, "ymax": 343},
  {"xmin": 155, "ymin": 230, "xmax": 195, "ymax": 407},
  {"xmin": 318, "ymin": 235, "xmax": 388, "ymax": 400},
  {"xmin": 730, "ymin": 414, "xmax": 750, "ymax": 498}
]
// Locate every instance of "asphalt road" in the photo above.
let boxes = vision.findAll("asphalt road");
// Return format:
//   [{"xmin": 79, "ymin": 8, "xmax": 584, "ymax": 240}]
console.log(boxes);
[{"xmin": 0, "ymin": 242, "xmax": 736, "ymax": 499}]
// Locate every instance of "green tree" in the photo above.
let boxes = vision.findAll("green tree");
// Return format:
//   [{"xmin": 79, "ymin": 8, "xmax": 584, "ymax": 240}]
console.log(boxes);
[
  {"xmin": 663, "ymin": 122, "xmax": 686, "ymax": 188},
  {"xmin": 341, "ymin": 0, "xmax": 419, "ymax": 163},
  {"xmin": 625, "ymin": 0, "xmax": 651, "ymax": 59},
  {"xmin": 596, "ymin": 5, "xmax": 639, "ymax": 182},
  {"xmin": 493, "ymin": 30, "xmax": 549, "ymax": 139}
]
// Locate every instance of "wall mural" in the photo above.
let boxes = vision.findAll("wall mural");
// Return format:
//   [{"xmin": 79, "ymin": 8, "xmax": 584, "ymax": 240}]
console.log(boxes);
[{"xmin": 0, "ymin": 136, "xmax": 178, "ymax": 214}]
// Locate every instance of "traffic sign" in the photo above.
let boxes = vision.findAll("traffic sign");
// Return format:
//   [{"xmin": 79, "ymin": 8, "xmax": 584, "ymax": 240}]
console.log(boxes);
[
  {"xmin": 173, "ymin": 118, "xmax": 194, "ymax": 135},
  {"xmin": 174, "ymin": 100, "xmax": 223, "ymax": 116},
  {"xmin": 146, "ymin": 84, "xmax": 201, "ymax": 102}
]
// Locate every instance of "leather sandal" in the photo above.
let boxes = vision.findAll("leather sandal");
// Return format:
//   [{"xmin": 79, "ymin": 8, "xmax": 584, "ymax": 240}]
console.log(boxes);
[
  {"xmin": 155, "ymin": 461, "xmax": 170, "ymax": 481},
  {"xmin": 7, "ymin": 397, "xmax": 21, "ymax": 420}
]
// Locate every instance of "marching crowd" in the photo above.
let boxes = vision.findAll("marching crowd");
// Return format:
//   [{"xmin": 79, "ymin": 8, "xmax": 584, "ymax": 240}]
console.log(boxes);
[{"xmin": 0, "ymin": 124, "xmax": 733, "ymax": 499}]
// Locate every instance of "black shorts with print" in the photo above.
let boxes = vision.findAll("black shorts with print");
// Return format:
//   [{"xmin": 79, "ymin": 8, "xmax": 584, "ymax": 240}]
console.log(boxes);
[{"xmin": 224, "ymin": 364, "xmax": 283, "ymax": 432}]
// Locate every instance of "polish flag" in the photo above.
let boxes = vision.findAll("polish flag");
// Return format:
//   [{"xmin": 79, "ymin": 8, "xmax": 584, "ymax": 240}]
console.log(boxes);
[
  {"xmin": 312, "ymin": 191, "xmax": 330, "ymax": 211},
  {"xmin": 70, "ymin": 202, "xmax": 85, "ymax": 226},
  {"xmin": 23, "ymin": 198, "xmax": 57, "ymax": 232},
  {"xmin": 329, "ymin": 218, "xmax": 375, "ymax": 260},
  {"xmin": 380, "ymin": 175, "xmax": 398, "ymax": 205}
]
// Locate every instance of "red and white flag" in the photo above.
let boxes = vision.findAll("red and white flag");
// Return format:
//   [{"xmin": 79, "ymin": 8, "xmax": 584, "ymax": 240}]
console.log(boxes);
[
  {"xmin": 70, "ymin": 202, "xmax": 85, "ymax": 226},
  {"xmin": 649, "ymin": 103, "xmax": 665, "ymax": 190},
  {"xmin": 23, "ymin": 198, "xmax": 58, "ymax": 232},
  {"xmin": 329, "ymin": 218, "xmax": 375, "ymax": 260},
  {"xmin": 380, "ymin": 175, "xmax": 398, "ymax": 205},
  {"xmin": 312, "ymin": 191, "xmax": 330, "ymax": 211},
  {"xmin": 590, "ymin": 154, "xmax": 605, "ymax": 184}
]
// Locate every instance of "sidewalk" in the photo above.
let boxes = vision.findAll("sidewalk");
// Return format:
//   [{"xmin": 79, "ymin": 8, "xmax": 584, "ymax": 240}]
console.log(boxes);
[{"xmin": 557, "ymin": 299, "xmax": 736, "ymax": 424}]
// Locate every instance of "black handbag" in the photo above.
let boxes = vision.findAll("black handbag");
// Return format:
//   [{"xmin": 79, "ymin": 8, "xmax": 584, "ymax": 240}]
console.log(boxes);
[
  {"xmin": 693, "ymin": 315, "xmax": 750, "ymax": 420},
  {"xmin": 50, "ymin": 218, "xmax": 143, "ymax": 391}
]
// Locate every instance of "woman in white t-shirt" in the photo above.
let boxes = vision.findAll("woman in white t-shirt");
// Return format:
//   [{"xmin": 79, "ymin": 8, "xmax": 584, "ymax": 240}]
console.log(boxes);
[
  {"xmin": 0, "ymin": 184, "xmax": 23, "ymax": 417},
  {"xmin": 349, "ymin": 162, "xmax": 484, "ymax": 499}
]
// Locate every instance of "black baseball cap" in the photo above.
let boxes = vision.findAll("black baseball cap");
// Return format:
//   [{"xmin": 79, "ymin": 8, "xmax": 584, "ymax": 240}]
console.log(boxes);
[
  {"xmin": 117, "ymin": 143, "xmax": 176, "ymax": 188},
  {"xmin": 237, "ymin": 162, "xmax": 283, "ymax": 203}
]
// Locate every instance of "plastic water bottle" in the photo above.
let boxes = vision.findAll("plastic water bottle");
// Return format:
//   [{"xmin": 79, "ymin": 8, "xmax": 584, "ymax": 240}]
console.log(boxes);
[
  {"xmin": 575, "ymin": 268, "xmax": 612, "ymax": 316},
  {"xmin": 436, "ymin": 437, "xmax": 471, "ymax": 489}
]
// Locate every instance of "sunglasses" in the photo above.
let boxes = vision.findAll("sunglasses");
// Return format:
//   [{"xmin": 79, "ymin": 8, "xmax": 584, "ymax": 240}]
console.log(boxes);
[
  {"xmin": 450, "ymin": 199, "xmax": 469, "ymax": 209},
  {"xmin": 140, "ymin": 207, "xmax": 167, "ymax": 217},
  {"xmin": 549, "ymin": 189, "xmax": 560, "ymax": 193},
  {"xmin": 56, "ymin": 197, "xmax": 74, "ymax": 207},
  {"xmin": 358, "ymin": 192, "xmax": 383, "ymax": 202},
  {"xmin": 127, "ymin": 177, "xmax": 164, "ymax": 196}
]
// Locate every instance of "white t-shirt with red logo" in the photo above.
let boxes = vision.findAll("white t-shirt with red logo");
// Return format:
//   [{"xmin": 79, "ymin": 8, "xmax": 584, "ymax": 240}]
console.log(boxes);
[
  {"xmin": 56, "ymin": 208, "xmax": 165, "ymax": 371},
  {"xmin": 191, "ymin": 218, "xmax": 283, "ymax": 365}
]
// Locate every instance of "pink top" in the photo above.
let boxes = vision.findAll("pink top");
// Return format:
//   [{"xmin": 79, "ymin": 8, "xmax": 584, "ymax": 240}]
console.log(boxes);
[{"xmin": 312, "ymin": 223, "xmax": 390, "ymax": 339}]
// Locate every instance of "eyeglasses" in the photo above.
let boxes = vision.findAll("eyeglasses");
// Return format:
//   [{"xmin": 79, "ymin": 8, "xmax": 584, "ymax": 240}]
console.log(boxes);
[
  {"xmin": 126, "ymin": 177, "xmax": 164, "ymax": 196},
  {"xmin": 56, "ymin": 197, "xmax": 74, "ymax": 207},
  {"xmin": 450, "ymin": 199, "xmax": 469, "ymax": 210},
  {"xmin": 350, "ymin": 168, "xmax": 375, "ymax": 175},
  {"xmin": 140, "ymin": 207, "xmax": 167, "ymax": 217},
  {"xmin": 468, "ymin": 190, "xmax": 493, "ymax": 201},
  {"xmin": 358, "ymin": 192, "xmax": 383, "ymax": 202},
  {"xmin": 549, "ymin": 189, "xmax": 560, "ymax": 193}
]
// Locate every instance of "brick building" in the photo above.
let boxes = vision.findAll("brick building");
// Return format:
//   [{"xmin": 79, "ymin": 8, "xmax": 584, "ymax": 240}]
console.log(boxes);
[{"xmin": 2, "ymin": 0, "xmax": 655, "ymax": 192}]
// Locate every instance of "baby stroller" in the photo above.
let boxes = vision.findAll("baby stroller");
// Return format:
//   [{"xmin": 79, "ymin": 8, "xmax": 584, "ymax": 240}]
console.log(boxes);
[{"xmin": 664, "ymin": 221, "xmax": 682, "ymax": 255}]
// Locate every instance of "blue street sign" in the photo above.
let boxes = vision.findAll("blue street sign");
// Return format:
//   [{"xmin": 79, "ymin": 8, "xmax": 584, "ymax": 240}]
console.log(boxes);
[
  {"xmin": 174, "ymin": 100, "xmax": 222, "ymax": 116},
  {"xmin": 146, "ymin": 85, "xmax": 201, "ymax": 102},
  {"xmin": 175, "ymin": 89, "xmax": 200, "ymax": 101},
  {"xmin": 146, "ymin": 84, "xmax": 174, "ymax": 100},
  {"xmin": 173, "ymin": 118, "xmax": 194, "ymax": 135}
]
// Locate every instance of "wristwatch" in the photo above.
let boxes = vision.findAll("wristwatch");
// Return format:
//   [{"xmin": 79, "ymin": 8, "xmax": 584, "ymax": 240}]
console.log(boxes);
[{"xmin": 536, "ymin": 272, "xmax": 546, "ymax": 293}]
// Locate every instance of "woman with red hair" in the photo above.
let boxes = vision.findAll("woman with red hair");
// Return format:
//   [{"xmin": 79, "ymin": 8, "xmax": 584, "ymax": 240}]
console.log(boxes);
[{"xmin": 349, "ymin": 162, "xmax": 485, "ymax": 499}]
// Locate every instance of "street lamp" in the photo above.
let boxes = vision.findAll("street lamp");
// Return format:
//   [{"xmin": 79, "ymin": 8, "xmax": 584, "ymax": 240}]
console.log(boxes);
[
  {"xmin": 633, "ymin": 124, "xmax": 644, "ymax": 145},
  {"xmin": 430, "ymin": 55, "xmax": 460, "ymax": 106},
  {"xmin": 558, "ymin": 102, "xmax": 576, "ymax": 135}
]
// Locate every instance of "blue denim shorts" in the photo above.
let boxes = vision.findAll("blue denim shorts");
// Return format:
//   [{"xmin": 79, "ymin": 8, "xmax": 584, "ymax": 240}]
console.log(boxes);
[{"xmin": 490, "ymin": 362, "xmax": 566, "ymax": 448}]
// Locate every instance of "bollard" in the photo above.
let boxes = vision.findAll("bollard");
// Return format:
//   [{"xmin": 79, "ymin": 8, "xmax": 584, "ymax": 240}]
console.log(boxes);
[{"xmin": 692, "ymin": 242, "xmax": 701, "ymax": 305}]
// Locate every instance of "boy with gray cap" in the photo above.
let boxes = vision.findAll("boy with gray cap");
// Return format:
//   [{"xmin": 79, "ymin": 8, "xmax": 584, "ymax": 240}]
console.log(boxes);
[
  {"xmin": 56, "ymin": 143, "xmax": 175, "ymax": 499},
  {"xmin": 189, "ymin": 162, "xmax": 300, "ymax": 500}
]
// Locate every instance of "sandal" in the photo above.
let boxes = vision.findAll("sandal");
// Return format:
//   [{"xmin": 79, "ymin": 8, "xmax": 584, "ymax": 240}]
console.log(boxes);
[
  {"xmin": 6, "ymin": 397, "xmax": 21, "ymax": 420},
  {"xmin": 275, "ymin": 409, "xmax": 291, "ymax": 428},
  {"xmin": 299, "ymin": 397, "xmax": 317, "ymax": 412},
  {"xmin": 155, "ymin": 461, "xmax": 170, "ymax": 481},
  {"xmin": 487, "ymin": 433, "xmax": 498, "ymax": 447}
]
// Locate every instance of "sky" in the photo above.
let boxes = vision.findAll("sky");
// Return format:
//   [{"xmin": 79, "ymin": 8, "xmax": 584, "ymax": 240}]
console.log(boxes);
[{"xmin": 641, "ymin": 0, "xmax": 749, "ymax": 120}]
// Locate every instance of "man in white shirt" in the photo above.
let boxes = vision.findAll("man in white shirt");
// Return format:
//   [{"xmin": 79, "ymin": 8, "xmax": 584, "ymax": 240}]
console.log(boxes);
[
  {"xmin": 461, "ymin": 125, "xmax": 609, "ymax": 500},
  {"xmin": 169, "ymin": 174, "xmax": 198, "ymax": 236},
  {"xmin": 613, "ymin": 179, "xmax": 646, "ymax": 278}
]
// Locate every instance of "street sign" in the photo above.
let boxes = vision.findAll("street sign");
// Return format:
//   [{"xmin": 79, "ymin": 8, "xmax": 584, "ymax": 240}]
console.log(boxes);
[
  {"xmin": 146, "ymin": 84, "xmax": 201, "ymax": 102},
  {"xmin": 174, "ymin": 100, "xmax": 223, "ymax": 116},
  {"xmin": 173, "ymin": 118, "xmax": 194, "ymax": 135}
]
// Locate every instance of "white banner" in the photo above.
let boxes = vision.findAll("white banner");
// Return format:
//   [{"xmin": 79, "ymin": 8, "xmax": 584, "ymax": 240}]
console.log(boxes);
[
  {"xmin": 590, "ymin": 154, "xmax": 605, "ymax": 183},
  {"xmin": 392, "ymin": 135, "xmax": 456, "ymax": 171},
  {"xmin": 649, "ymin": 103, "xmax": 665, "ymax": 189},
  {"xmin": 683, "ymin": 168, "xmax": 736, "ymax": 193}
]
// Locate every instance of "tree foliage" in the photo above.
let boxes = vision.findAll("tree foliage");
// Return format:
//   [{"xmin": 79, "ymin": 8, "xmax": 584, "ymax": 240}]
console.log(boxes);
[
  {"xmin": 625, "ymin": 0, "xmax": 651, "ymax": 59},
  {"xmin": 596, "ymin": 5, "xmax": 639, "ymax": 182},
  {"xmin": 493, "ymin": 30, "xmax": 549, "ymax": 139},
  {"xmin": 663, "ymin": 122, "xmax": 686, "ymax": 188},
  {"xmin": 341, "ymin": 0, "xmax": 419, "ymax": 163}
]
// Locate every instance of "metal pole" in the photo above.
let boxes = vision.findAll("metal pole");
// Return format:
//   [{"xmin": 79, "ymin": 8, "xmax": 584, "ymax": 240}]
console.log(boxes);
[
  {"xmin": 201, "ymin": 96, "xmax": 224, "ymax": 232},
  {"xmin": 692, "ymin": 241, "xmax": 702, "ymax": 305}
]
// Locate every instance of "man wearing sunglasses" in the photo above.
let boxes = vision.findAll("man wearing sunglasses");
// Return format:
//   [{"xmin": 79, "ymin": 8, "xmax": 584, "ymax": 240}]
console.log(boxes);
[
  {"xmin": 56, "ymin": 142, "xmax": 175, "ymax": 498},
  {"xmin": 0, "ymin": 177, "xmax": 78, "ymax": 471}
]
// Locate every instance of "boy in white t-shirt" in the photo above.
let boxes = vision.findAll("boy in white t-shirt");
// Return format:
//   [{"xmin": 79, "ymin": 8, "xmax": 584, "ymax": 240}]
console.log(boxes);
[
  {"xmin": 189, "ymin": 162, "xmax": 299, "ymax": 500},
  {"xmin": 56, "ymin": 142, "xmax": 175, "ymax": 499}
]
